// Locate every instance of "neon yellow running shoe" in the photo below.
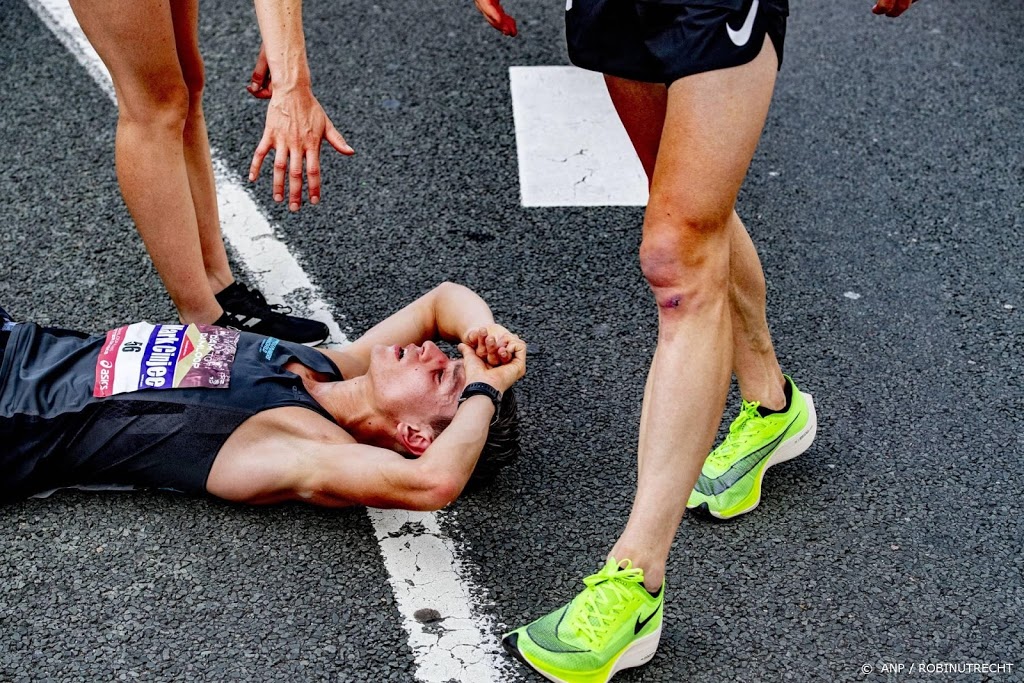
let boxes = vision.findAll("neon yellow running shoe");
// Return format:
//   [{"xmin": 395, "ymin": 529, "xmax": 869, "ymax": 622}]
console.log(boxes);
[
  {"xmin": 687, "ymin": 375, "xmax": 817, "ymax": 519},
  {"xmin": 502, "ymin": 558, "xmax": 664, "ymax": 683}
]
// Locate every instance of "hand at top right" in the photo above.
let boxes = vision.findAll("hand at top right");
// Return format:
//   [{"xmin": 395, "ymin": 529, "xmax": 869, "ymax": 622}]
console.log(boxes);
[
  {"xmin": 871, "ymin": 0, "xmax": 917, "ymax": 18},
  {"xmin": 474, "ymin": 0, "xmax": 518, "ymax": 36}
]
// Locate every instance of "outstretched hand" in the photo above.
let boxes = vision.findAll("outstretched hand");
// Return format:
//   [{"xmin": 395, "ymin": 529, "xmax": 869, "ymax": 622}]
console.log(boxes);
[
  {"xmin": 474, "ymin": 0, "xmax": 518, "ymax": 36},
  {"xmin": 248, "ymin": 87, "xmax": 354, "ymax": 211},
  {"xmin": 871, "ymin": 0, "xmax": 916, "ymax": 17},
  {"xmin": 458, "ymin": 336, "xmax": 526, "ymax": 393}
]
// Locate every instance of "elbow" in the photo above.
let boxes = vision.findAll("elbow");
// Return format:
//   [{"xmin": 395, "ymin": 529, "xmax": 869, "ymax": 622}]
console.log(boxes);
[
  {"xmin": 432, "ymin": 281, "xmax": 464, "ymax": 298},
  {"xmin": 411, "ymin": 471, "xmax": 465, "ymax": 511}
]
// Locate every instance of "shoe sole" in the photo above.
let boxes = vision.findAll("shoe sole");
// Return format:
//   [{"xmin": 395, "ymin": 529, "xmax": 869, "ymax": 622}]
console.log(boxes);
[
  {"xmin": 301, "ymin": 337, "xmax": 329, "ymax": 348},
  {"xmin": 511, "ymin": 627, "xmax": 662, "ymax": 683},
  {"xmin": 706, "ymin": 392, "xmax": 817, "ymax": 520}
]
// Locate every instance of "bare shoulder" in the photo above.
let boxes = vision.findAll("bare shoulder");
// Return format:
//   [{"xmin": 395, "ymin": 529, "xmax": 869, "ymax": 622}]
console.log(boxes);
[
  {"xmin": 316, "ymin": 345, "xmax": 369, "ymax": 379},
  {"xmin": 206, "ymin": 406, "xmax": 354, "ymax": 504}
]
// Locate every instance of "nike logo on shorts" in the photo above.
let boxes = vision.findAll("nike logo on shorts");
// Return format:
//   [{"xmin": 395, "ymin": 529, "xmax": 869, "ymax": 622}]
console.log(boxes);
[{"xmin": 726, "ymin": 0, "xmax": 759, "ymax": 47}]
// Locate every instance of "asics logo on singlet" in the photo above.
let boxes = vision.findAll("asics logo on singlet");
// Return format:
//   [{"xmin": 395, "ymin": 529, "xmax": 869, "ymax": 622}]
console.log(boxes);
[{"xmin": 726, "ymin": 0, "xmax": 759, "ymax": 47}]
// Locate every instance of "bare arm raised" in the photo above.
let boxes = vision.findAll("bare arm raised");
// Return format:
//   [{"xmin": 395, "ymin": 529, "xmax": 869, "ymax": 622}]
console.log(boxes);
[
  {"xmin": 248, "ymin": 0, "xmax": 354, "ymax": 212},
  {"xmin": 323, "ymin": 282, "xmax": 519, "ymax": 379}
]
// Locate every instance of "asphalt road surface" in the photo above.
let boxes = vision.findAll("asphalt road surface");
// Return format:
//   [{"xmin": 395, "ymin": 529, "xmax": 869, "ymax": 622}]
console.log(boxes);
[{"xmin": 1, "ymin": 0, "xmax": 1021, "ymax": 681}]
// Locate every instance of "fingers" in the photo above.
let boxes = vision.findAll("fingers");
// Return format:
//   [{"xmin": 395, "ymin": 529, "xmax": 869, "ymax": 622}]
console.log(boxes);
[
  {"xmin": 872, "ymin": 0, "xmax": 913, "ymax": 17},
  {"xmin": 272, "ymin": 145, "xmax": 287, "ymax": 204},
  {"xmin": 325, "ymin": 121, "xmax": 355, "ymax": 156},
  {"xmin": 475, "ymin": 0, "xmax": 518, "ymax": 36},
  {"xmin": 253, "ymin": 92, "xmax": 356, "ymax": 209},
  {"xmin": 249, "ymin": 132, "xmax": 273, "ymax": 182},
  {"xmin": 288, "ymin": 147, "xmax": 304, "ymax": 211},
  {"xmin": 503, "ymin": 338, "xmax": 527, "ymax": 380},
  {"xmin": 247, "ymin": 44, "xmax": 272, "ymax": 99},
  {"xmin": 485, "ymin": 334, "xmax": 506, "ymax": 366},
  {"xmin": 458, "ymin": 343, "xmax": 487, "ymax": 372},
  {"xmin": 305, "ymin": 147, "xmax": 321, "ymax": 206}
]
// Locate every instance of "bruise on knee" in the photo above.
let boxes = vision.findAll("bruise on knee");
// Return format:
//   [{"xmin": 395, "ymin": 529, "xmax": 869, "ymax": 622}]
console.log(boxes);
[{"xmin": 659, "ymin": 293, "xmax": 685, "ymax": 310}]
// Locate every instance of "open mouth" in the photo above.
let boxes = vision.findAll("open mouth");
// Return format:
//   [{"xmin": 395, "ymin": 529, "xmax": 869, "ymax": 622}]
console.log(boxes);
[{"xmin": 396, "ymin": 346, "xmax": 406, "ymax": 360}]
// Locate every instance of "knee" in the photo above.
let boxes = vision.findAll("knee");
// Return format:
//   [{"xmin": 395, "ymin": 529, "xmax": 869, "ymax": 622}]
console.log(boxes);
[
  {"xmin": 117, "ymin": 76, "xmax": 191, "ymax": 133},
  {"xmin": 639, "ymin": 209, "xmax": 730, "ymax": 313}
]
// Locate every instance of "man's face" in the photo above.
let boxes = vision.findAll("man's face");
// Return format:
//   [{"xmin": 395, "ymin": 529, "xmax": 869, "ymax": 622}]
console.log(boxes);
[{"xmin": 367, "ymin": 341, "xmax": 466, "ymax": 431}]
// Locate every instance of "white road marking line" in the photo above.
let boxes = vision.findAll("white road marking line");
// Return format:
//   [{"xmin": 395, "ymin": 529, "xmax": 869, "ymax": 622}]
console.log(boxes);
[
  {"xmin": 509, "ymin": 66, "xmax": 648, "ymax": 207},
  {"xmin": 25, "ymin": 1, "xmax": 505, "ymax": 680}
]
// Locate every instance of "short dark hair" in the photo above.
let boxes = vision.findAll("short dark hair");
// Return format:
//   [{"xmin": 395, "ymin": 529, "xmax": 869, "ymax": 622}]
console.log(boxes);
[{"xmin": 432, "ymin": 387, "xmax": 522, "ymax": 492}]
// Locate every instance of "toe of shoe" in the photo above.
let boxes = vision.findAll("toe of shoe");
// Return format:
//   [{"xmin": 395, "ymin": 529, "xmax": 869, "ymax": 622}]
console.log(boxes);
[
  {"xmin": 686, "ymin": 490, "xmax": 708, "ymax": 509},
  {"xmin": 502, "ymin": 631, "xmax": 532, "ymax": 667}
]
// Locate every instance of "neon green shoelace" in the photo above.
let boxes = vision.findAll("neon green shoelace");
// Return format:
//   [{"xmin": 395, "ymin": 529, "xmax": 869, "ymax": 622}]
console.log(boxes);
[
  {"xmin": 707, "ymin": 400, "xmax": 763, "ymax": 466},
  {"xmin": 570, "ymin": 560, "xmax": 645, "ymax": 647}
]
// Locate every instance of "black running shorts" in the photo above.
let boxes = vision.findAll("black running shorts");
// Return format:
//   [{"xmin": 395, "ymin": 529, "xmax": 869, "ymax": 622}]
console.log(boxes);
[{"xmin": 566, "ymin": 0, "xmax": 788, "ymax": 84}]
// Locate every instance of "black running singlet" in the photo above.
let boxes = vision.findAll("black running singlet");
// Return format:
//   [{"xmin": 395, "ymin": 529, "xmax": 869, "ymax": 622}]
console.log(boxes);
[{"xmin": 0, "ymin": 323, "xmax": 342, "ymax": 503}]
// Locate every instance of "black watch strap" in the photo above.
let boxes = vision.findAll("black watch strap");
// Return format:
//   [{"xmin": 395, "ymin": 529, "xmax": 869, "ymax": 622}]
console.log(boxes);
[{"xmin": 459, "ymin": 382, "xmax": 502, "ymax": 415}]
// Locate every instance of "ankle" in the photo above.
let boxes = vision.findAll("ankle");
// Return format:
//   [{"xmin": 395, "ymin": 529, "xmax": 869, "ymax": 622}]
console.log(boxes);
[
  {"xmin": 177, "ymin": 301, "xmax": 224, "ymax": 326},
  {"xmin": 208, "ymin": 273, "xmax": 235, "ymax": 297},
  {"xmin": 607, "ymin": 552, "xmax": 664, "ymax": 594},
  {"xmin": 742, "ymin": 374, "xmax": 788, "ymax": 412}
]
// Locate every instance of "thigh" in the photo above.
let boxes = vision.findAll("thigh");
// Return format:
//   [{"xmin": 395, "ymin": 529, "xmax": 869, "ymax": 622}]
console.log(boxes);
[
  {"xmin": 604, "ymin": 75, "xmax": 667, "ymax": 183},
  {"xmin": 649, "ymin": 36, "xmax": 778, "ymax": 224},
  {"xmin": 168, "ymin": 0, "xmax": 204, "ymax": 91},
  {"xmin": 68, "ymin": 0, "xmax": 184, "ymax": 114}
]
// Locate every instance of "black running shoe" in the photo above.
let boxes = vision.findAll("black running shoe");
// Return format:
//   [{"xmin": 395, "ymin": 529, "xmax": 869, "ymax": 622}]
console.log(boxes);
[{"xmin": 214, "ymin": 282, "xmax": 329, "ymax": 346}]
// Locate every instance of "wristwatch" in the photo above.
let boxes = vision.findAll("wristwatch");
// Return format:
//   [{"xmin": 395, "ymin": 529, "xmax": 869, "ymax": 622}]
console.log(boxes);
[{"xmin": 459, "ymin": 382, "xmax": 502, "ymax": 419}]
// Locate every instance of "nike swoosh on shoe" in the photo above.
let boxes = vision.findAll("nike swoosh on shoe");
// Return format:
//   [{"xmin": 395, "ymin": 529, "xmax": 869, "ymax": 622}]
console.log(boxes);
[
  {"xmin": 634, "ymin": 602, "xmax": 662, "ymax": 635},
  {"xmin": 525, "ymin": 607, "xmax": 589, "ymax": 654},
  {"xmin": 694, "ymin": 412, "xmax": 801, "ymax": 496}
]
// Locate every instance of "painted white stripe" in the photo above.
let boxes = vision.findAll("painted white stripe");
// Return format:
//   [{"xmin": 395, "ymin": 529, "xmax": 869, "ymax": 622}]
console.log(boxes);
[
  {"xmin": 25, "ymin": 1, "xmax": 505, "ymax": 680},
  {"xmin": 369, "ymin": 510, "xmax": 513, "ymax": 682},
  {"xmin": 509, "ymin": 65, "xmax": 648, "ymax": 207}
]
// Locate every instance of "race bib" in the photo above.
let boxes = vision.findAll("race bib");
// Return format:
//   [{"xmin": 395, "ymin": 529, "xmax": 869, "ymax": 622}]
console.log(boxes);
[{"xmin": 93, "ymin": 323, "xmax": 240, "ymax": 398}]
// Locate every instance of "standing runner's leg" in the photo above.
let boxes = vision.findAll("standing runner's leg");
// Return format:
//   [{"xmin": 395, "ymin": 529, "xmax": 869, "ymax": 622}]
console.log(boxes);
[
  {"xmin": 502, "ymin": 41, "xmax": 782, "ymax": 683},
  {"xmin": 727, "ymin": 211, "xmax": 786, "ymax": 407},
  {"xmin": 69, "ymin": 0, "xmax": 223, "ymax": 324},
  {"xmin": 609, "ymin": 37, "xmax": 780, "ymax": 592},
  {"xmin": 604, "ymin": 75, "xmax": 786, "ymax": 412},
  {"xmin": 169, "ymin": 0, "xmax": 235, "ymax": 296}
]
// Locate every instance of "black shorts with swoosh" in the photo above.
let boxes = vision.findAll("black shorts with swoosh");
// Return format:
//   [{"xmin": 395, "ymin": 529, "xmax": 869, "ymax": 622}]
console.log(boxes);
[{"xmin": 566, "ymin": 0, "xmax": 788, "ymax": 85}]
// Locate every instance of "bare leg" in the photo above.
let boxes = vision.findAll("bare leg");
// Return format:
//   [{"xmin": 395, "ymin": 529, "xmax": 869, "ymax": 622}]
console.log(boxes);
[
  {"xmin": 169, "ymin": 0, "xmax": 234, "ymax": 295},
  {"xmin": 605, "ymin": 69, "xmax": 786, "ymax": 416},
  {"xmin": 69, "ymin": 0, "xmax": 223, "ymax": 323},
  {"xmin": 605, "ymin": 39, "xmax": 780, "ymax": 591},
  {"xmin": 728, "ymin": 212, "xmax": 785, "ymax": 409}
]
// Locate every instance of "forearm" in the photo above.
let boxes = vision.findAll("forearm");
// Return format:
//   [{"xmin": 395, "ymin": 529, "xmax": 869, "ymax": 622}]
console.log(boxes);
[
  {"xmin": 253, "ymin": 0, "xmax": 310, "ymax": 90},
  {"xmin": 430, "ymin": 283, "xmax": 495, "ymax": 342},
  {"xmin": 411, "ymin": 396, "xmax": 496, "ymax": 503}
]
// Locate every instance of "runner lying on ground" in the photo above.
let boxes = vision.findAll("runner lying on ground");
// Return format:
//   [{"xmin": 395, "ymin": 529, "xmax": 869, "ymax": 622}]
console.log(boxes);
[{"xmin": 0, "ymin": 282, "xmax": 524, "ymax": 509}]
